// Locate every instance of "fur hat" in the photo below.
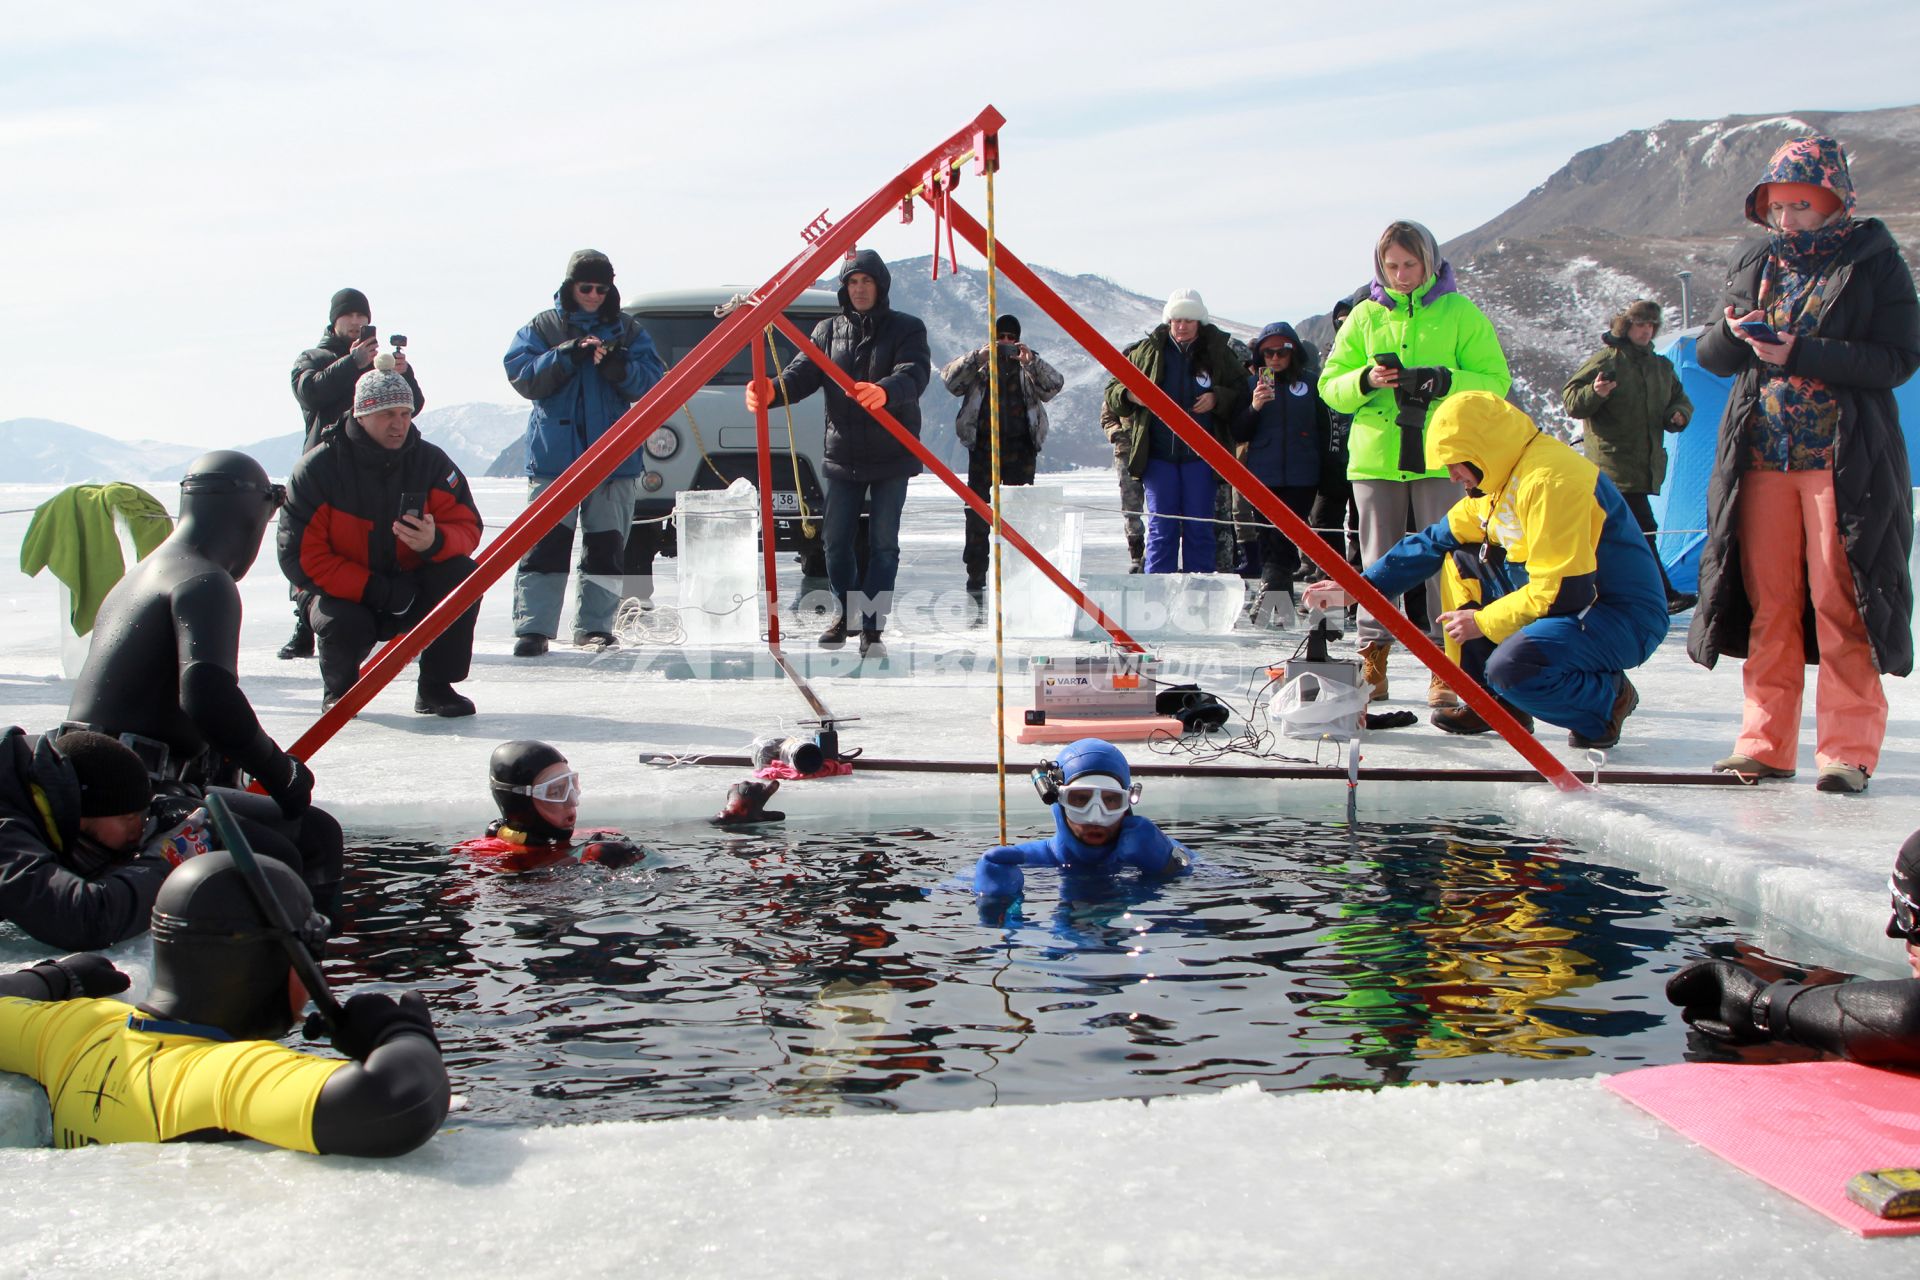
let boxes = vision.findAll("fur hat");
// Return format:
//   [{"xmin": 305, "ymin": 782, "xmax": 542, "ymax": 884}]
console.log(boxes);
[
  {"xmin": 1610, "ymin": 299, "xmax": 1664, "ymax": 339},
  {"xmin": 565, "ymin": 249, "xmax": 616, "ymax": 286},
  {"xmin": 353, "ymin": 353, "xmax": 413, "ymax": 419},
  {"xmin": 53, "ymin": 731, "xmax": 153, "ymax": 817},
  {"xmin": 329, "ymin": 288, "xmax": 370, "ymax": 325},
  {"xmin": 1162, "ymin": 289, "xmax": 1208, "ymax": 324}
]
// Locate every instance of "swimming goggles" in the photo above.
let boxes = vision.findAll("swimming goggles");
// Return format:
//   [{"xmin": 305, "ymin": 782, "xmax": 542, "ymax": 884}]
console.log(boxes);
[
  {"xmin": 1890, "ymin": 874, "xmax": 1919, "ymax": 940},
  {"xmin": 1058, "ymin": 776, "xmax": 1142, "ymax": 824},
  {"xmin": 507, "ymin": 770, "xmax": 581, "ymax": 804}
]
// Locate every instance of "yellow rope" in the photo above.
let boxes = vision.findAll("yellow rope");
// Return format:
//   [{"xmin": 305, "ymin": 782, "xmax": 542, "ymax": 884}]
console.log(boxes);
[
  {"xmin": 985, "ymin": 164, "xmax": 1007, "ymax": 847},
  {"xmin": 764, "ymin": 328, "xmax": 817, "ymax": 538}
]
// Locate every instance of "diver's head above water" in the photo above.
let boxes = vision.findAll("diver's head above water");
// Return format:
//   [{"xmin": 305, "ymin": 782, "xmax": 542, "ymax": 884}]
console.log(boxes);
[
  {"xmin": 1044, "ymin": 738, "xmax": 1143, "ymax": 851},
  {"xmin": 489, "ymin": 740, "xmax": 578, "ymax": 843}
]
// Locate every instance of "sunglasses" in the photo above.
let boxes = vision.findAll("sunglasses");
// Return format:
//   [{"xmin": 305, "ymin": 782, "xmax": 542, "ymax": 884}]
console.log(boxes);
[
  {"xmin": 575, "ymin": 283, "xmax": 611, "ymax": 296},
  {"xmin": 508, "ymin": 770, "xmax": 581, "ymax": 804},
  {"xmin": 1259, "ymin": 345, "xmax": 1294, "ymax": 359},
  {"xmin": 1891, "ymin": 874, "xmax": 1919, "ymax": 940},
  {"xmin": 1059, "ymin": 780, "xmax": 1143, "ymax": 823}
]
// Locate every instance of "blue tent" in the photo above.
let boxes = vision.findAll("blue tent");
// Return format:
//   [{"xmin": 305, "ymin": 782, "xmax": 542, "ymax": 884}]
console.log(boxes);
[{"xmin": 1649, "ymin": 330, "xmax": 1920, "ymax": 591}]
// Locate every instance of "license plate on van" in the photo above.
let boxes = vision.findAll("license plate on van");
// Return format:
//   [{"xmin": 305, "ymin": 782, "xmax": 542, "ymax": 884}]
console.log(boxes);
[{"xmin": 772, "ymin": 491, "xmax": 799, "ymax": 512}]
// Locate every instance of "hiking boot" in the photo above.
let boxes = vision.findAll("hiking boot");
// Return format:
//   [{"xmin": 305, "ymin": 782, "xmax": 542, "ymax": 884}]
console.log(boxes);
[
  {"xmin": 1431, "ymin": 700, "xmax": 1534, "ymax": 736},
  {"xmin": 513, "ymin": 634, "xmax": 549, "ymax": 658},
  {"xmin": 1711, "ymin": 753, "xmax": 1795, "ymax": 780},
  {"xmin": 574, "ymin": 631, "xmax": 618, "ymax": 652},
  {"xmin": 858, "ymin": 627, "xmax": 886, "ymax": 657},
  {"xmin": 1666, "ymin": 591, "xmax": 1698, "ymax": 615},
  {"xmin": 1427, "ymin": 673, "xmax": 1460, "ymax": 708},
  {"xmin": 414, "ymin": 682, "xmax": 476, "ymax": 718},
  {"xmin": 1358, "ymin": 641, "xmax": 1390, "ymax": 702},
  {"xmin": 1815, "ymin": 763, "xmax": 1869, "ymax": 794},
  {"xmin": 278, "ymin": 619, "xmax": 315, "ymax": 660},
  {"xmin": 818, "ymin": 615, "xmax": 849, "ymax": 648},
  {"xmin": 1568, "ymin": 675, "xmax": 1639, "ymax": 750},
  {"xmin": 1248, "ymin": 589, "xmax": 1293, "ymax": 629},
  {"xmin": 965, "ymin": 570, "xmax": 986, "ymax": 593}
]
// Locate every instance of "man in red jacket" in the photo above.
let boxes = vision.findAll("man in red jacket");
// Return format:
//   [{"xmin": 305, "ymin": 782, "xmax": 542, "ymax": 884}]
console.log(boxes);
[{"xmin": 277, "ymin": 355, "xmax": 484, "ymax": 716}]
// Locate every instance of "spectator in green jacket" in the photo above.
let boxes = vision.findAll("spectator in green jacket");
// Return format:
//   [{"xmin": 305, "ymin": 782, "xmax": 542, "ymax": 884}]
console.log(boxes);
[
  {"xmin": 1320, "ymin": 221, "xmax": 1511, "ymax": 707},
  {"xmin": 1563, "ymin": 299, "xmax": 1695, "ymax": 613}
]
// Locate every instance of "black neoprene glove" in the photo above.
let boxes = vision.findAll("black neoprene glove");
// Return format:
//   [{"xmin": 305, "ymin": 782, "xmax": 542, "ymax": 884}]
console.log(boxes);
[
  {"xmin": 1402, "ymin": 366, "xmax": 1453, "ymax": 399},
  {"xmin": 331, "ymin": 991, "xmax": 440, "ymax": 1063},
  {"xmin": 1666, "ymin": 959, "xmax": 1771, "ymax": 1043},
  {"xmin": 597, "ymin": 350, "xmax": 629, "ymax": 386},
  {"xmin": 28, "ymin": 954, "xmax": 132, "ymax": 1000},
  {"xmin": 261, "ymin": 751, "xmax": 315, "ymax": 819}
]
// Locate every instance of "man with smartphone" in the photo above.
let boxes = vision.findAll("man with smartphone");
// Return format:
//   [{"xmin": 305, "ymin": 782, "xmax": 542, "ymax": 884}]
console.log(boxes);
[
  {"xmin": 281, "ymin": 289, "xmax": 424, "ymax": 660},
  {"xmin": 1562, "ymin": 299, "xmax": 1695, "ymax": 614},
  {"xmin": 278, "ymin": 357, "xmax": 483, "ymax": 717}
]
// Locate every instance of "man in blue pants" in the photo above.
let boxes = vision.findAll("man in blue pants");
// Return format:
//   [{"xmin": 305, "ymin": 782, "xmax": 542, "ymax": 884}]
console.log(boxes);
[{"xmin": 1303, "ymin": 392, "xmax": 1668, "ymax": 748}]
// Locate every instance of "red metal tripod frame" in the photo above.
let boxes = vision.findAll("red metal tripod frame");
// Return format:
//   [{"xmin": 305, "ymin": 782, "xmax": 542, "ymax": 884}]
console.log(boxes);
[
  {"xmin": 751, "ymin": 335, "xmax": 780, "ymax": 646},
  {"xmin": 932, "ymin": 197, "xmax": 1583, "ymax": 793},
  {"xmin": 771, "ymin": 313, "xmax": 1145, "ymax": 654},
  {"xmin": 286, "ymin": 106, "xmax": 1009, "ymax": 761}
]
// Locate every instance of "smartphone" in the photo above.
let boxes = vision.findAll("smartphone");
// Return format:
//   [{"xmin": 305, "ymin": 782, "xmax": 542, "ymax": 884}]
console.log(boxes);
[
  {"xmin": 1371, "ymin": 352, "xmax": 1403, "ymax": 369},
  {"xmin": 361, "ymin": 324, "xmax": 377, "ymax": 342},
  {"xmin": 1737, "ymin": 319, "xmax": 1783, "ymax": 344},
  {"xmin": 399, "ymin": 491, "xmax": 426, "ymax": 522}
]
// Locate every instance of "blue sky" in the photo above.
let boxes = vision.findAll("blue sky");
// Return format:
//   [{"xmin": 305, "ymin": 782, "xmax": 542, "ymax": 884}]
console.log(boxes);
[{"xmin": 2, "ymin": 0, "xmax": 1916, "ymax": 449}]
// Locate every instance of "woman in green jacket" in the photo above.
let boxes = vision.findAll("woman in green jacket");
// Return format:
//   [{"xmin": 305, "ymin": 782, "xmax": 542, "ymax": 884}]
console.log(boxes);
[{"xmin": 1319, "ymin": 220, "xmax": 1511, "ymax": 704}]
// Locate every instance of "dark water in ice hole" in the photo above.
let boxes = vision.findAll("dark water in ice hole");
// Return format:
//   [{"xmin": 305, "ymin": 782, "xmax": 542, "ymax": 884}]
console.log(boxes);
[{"xmin": 325, "ymin": 811, "xmax": 1806, "ymax": 1128}]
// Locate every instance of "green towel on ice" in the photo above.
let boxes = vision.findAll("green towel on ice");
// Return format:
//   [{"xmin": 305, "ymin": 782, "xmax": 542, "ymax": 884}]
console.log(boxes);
[{"xmin": 20, "ymin": 483, "xmax": 174, "ymax": 635}]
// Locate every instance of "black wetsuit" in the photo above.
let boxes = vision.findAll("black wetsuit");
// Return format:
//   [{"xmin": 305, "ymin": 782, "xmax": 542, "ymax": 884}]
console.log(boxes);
[{"xmin": 1669, "ymin": 959, "xmax": 1920, "ymax": 1068}]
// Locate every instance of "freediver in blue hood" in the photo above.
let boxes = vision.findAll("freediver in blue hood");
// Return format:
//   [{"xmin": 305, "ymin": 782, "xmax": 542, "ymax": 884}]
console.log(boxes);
[{"xmin": 972, "ymin": 738, "xmax": 1192, "ymax": 900}]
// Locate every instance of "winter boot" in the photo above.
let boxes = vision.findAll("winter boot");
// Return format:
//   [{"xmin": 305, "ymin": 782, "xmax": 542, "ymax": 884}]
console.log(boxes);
[
  {"xmin": 1358, "ymin": 641, "xmax": 1391, "ymax": 703},
  {"xmin": 278, "ymin": 615, "xmax": 315, "ymax": 660}
]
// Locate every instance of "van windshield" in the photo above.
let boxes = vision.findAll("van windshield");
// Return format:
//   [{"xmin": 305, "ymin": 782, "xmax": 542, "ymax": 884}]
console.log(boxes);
[{"xmin": 630, "ymin": 311, "xmax": 838, "ymax": 386}]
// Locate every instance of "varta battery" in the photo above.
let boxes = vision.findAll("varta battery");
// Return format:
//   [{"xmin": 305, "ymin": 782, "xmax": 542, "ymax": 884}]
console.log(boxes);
[{"xmin": 1030, "ymin": 653, "xmax": 1160, "ymax": 718}]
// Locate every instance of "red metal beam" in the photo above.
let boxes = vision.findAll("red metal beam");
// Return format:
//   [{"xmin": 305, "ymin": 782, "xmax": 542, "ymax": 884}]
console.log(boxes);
[
  {"xmin": 932, "ymin": 197, "xmax": 1584, "ymax": 793},
  {"xmin": 751, "ymin": 334, "xmax": 780, "ymax": 646},
  {"xmin": 287, "ymin": 106, "xmax": 1008, "ymax": 760},
  {"xmin": 770, "ymin": 313, "xmax": 1145, "ymax": 653}
]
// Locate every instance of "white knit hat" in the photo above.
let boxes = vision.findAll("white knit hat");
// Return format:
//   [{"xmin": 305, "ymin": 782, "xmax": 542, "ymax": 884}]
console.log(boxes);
[
  {"xmin": 353, "ymin": 353, "xmax": 413, "ymax": 419},
  {"xmin": 1162, "ymin": 289, "xmax": 1208, "ymax": 324}
]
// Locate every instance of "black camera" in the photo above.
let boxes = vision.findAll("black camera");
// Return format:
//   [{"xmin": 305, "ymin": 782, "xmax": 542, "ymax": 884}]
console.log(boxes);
[{"xmin": 391, "ymin": 334, "xmax": 408, "ymax": 350}]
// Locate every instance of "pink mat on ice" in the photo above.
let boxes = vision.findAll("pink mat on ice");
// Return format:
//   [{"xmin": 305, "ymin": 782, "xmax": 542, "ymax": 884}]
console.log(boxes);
[{"xmin": 1607, "ymin": 1060, "xmax": 1920, "ymax": 1237}]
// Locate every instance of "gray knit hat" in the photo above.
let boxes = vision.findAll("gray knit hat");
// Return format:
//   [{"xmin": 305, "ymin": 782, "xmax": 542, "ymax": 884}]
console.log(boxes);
[{"xmin": 353, "ymin": 353, "xmax": 413, "ymax": 419}]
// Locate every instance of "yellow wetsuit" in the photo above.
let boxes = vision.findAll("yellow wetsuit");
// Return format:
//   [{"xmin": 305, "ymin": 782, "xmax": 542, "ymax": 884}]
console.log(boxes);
[{"xmin": 0, "ymin": 996, "xmax": 345, "ymax": 1151}]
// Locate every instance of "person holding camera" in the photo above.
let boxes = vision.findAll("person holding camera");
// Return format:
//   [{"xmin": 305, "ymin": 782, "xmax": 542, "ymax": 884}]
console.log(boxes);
[
  {"xmin": 280, "ymin": 289, "xmax": 424, "ymax": 661},
  {"xmin": 1562, "ymin": 299, "xmax": 1694, "ymax": 614},
  {"xmin": 1320, "ymin": 220, "xmax": 1511, "ymax": 705},
  {"xmin": 1688, "ymin": 136, "xmax": 1918, "ymax": 795},
  {"xmin": 1230, "ymin": 322, "xmax": 1334, "ymax": 625},
  {"xmin": 278, "ymin": 358, "xmax": 484, "ymax": 718},
  {"xmin": 503, "ymin": 250, "xmax": 666, "ymax": 656},
  {"xmin": 941, "ymin": 313, "xmax": 1065, "ymax": 593}
]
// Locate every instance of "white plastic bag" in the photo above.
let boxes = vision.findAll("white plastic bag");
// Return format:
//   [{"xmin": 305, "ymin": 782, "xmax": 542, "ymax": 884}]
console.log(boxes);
[{"xmin": 1276, "ymin": 671, "xmax": 1368, "ymax": 742}]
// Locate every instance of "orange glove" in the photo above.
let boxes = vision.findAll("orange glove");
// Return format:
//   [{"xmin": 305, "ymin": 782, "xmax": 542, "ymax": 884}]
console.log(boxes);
[
  {"xmin": 852, "ymin": 381, "xmax": 888, "ymax": 413},
  {"xmin": 744, "ymin": 377, "xmax": 774, "ymax": 413}
]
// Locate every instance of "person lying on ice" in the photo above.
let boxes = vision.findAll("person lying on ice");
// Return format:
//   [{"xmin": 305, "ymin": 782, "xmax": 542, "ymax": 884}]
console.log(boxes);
[
  {"xmin": 1301, "ymin": 391, "xmax": 1668, "ymax": 749},
  {"xmin": 1664, "ymin": 830, "xmax": 1920, "ymax": 1067},
  {"xmin": 0, "ymin": 851, "xmax": 449, "ymax": 1156},
  {"xmin": 972, "ymin": 738, "xmax": 1192, "ymax": 901},
  {"xmin": 453, "ymin": 740, "xmax": 647, "ymax": 872}
]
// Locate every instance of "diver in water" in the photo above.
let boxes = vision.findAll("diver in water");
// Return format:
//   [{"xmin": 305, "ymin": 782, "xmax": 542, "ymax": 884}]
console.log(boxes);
[
  {"xmin": 453, "ymin": 740, "xmax": 646, "ymax": 871},
  {"xmin": 972, "ymin": 738, "xmax": 1193, "ymax": 901},
  {"xmin": 1666, "ymin": 831, "xmax": 1920, "ymax": 1067},
  {"xmin": 0, "ymin": 851, "xmax": 449, "ymax": 1155},
  {"xmin": 64, "ymin": 451, "xmax": 344, "ymax": 920}
]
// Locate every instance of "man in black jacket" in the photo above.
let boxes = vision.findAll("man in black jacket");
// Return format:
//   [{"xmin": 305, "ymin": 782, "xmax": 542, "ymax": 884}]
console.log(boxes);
[
  {"xmin": 280, "ymin": 359, "xmax": 484, "ymax": 717},
  {"xmin": 67, "ymin": 450, "xmax": 344, "ymax": 919},
  {"xmin": 0, "ymin": 729, "xmax": 171, "ymax": 950},
  {"xmin": 746, "ymin": 249, "xmax": 931, "ymax": 656},
  {"xmin": 281, "ymin": 288, "xmax": 424, "ymax": 659},
  {"xmin": 1668, "ymin": 831, "xmax": 1920, "ymax": 1067}
]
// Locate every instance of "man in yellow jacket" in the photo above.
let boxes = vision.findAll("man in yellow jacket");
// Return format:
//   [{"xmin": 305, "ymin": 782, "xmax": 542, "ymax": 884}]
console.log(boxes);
[{"xmin": 1304, "ymin": 393, "xmax": 1668, "ymax": 748}]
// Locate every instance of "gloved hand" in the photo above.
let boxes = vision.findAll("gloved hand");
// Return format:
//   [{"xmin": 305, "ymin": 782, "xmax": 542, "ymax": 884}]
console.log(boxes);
[
  {"xmin": 1400, "ymin": 366, "xmax": 1453, "ymax": 400},
  {"xmin": 597, "ymin": 349, "xmax": 629, "ymax": 386},
  {"xmin": 565, "ymin": 339, "xmax": 592, "ymax": 364},
  {"xmin": 973, "ymin": 846, "xmax": 1026, "ymax": 898},
  {"xmin": 28, "ymin": 953, "xmax": 132, "ymax": 1000},
  {"xmin": 1666, "ymin": 959, "xmax": 1771, "ymax": 1043},
  {"xmin": 365, "ymin": 572, "xmax": 418, "ymax": 616},
  {"xmin": 744, "ymin": 377, "xmax": 774, "ymax": 412},
  {"xmin": 262, "ymin": 752, "xmax": 315, "ymax": 819},
  {"xmin": 578, "ymin": 837, "xmax": 645, "ymax": 868},
  {"xmin": 330, "ymin": 991, "xmax": 439, "ymax": 1062},
  {"xmin": 852, "ymin": 381, "xmax": 889, "ymax": 413}
]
